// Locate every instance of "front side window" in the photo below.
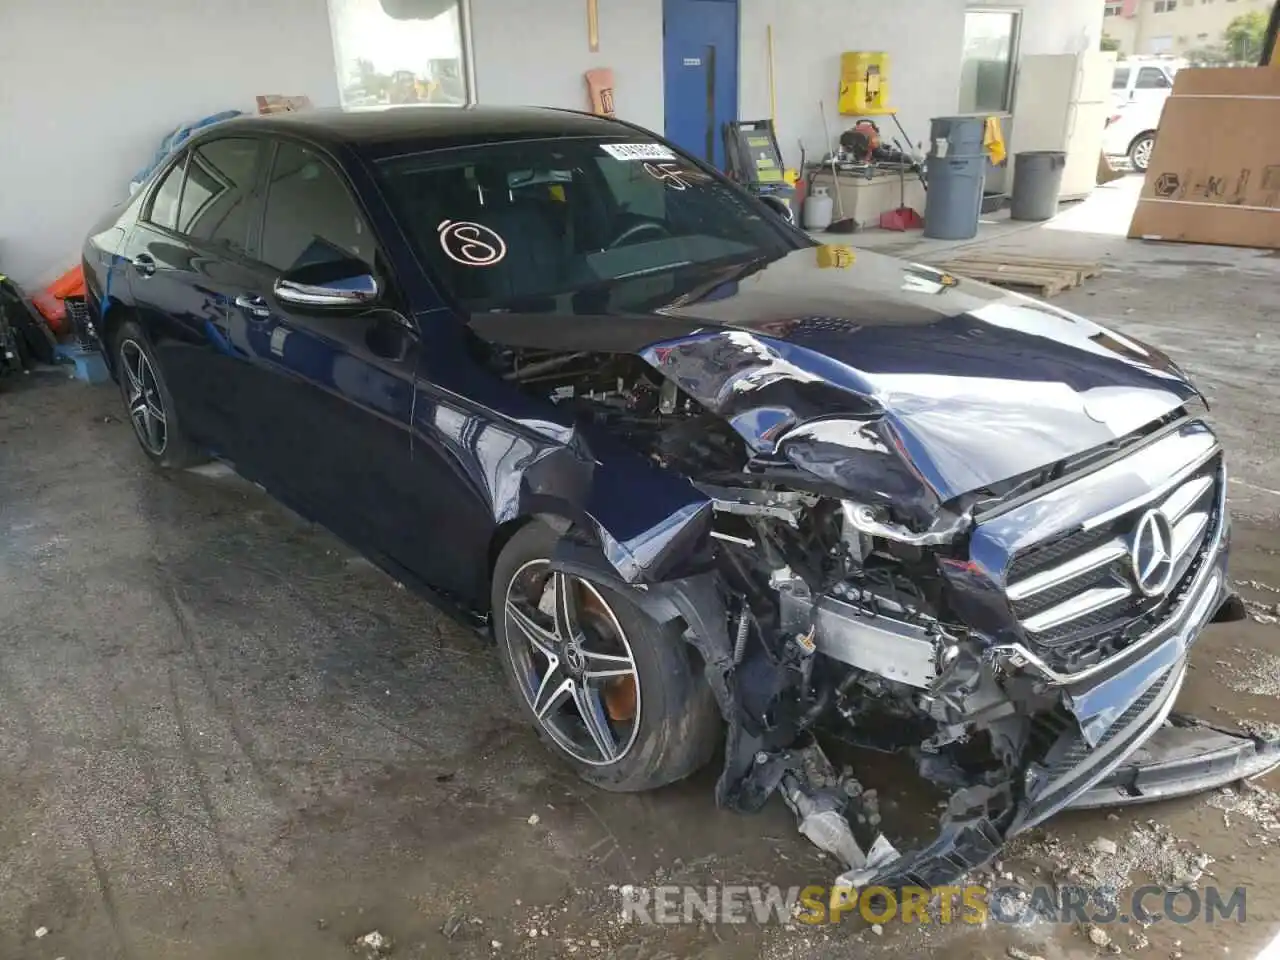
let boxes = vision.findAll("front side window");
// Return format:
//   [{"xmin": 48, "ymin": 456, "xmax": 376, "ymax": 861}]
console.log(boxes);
[
  {"xmin": 145, "ymin": 154, "xmax": 187, "ymax": 231},
  {"xmin": 378, "ymin": 138, "xmax": 797, "ymax": 309},
  {"xmin": 1113, "ymin": 67, "xmax": 1132, "ymax": 89},
  {"xmin": 1137, "ymin": 66, "xmax": 1173, "ymax": 88},
  {"xmin": 959, "ymin": 10, "xmax": 1020, "ymax": 113},
  {"xmin": 179, "ymin": 138, "xmax": 264, "ymax": 254},
  {"xmin": 259, "ymin": 141, "xmax": 375, "ymax": 273},
  {"xmin": 328, "ymin": 0, "xmax": 468, "ymax": 108}
]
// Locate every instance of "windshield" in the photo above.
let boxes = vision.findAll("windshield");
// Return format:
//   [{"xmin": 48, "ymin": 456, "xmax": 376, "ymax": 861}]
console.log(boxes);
[{"xmin": 377, "ymin": 137, "xmax": 798, "ymax": 309}]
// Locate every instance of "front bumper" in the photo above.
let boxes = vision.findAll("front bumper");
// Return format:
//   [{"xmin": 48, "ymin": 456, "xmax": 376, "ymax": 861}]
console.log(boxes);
[{"xmin": 861, "ymin": 503, "xmax": 1280, "ymax": 890}]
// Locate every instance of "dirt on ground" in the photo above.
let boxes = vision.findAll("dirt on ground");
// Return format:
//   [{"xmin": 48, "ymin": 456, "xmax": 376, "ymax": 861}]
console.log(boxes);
[{"xmin": 1, "ymin": 177, "xmax": 1278, "ymax": 960}]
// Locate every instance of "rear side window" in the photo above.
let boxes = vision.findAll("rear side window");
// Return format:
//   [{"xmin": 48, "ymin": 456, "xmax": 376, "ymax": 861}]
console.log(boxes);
[
  {"xmin": 179, "ymin": 138, "xmax": 263, "ymax": 254},
  {"xmin": 1112, "ymin": 67, "xmax": 1130, "ymax": 90},
  {"xmin": 258, "ymin": 141, "xmax": 374, "ymax": 273},
  {"xmin": 145, "ymin": 154, "xmax": 186, "ymax": 231}
]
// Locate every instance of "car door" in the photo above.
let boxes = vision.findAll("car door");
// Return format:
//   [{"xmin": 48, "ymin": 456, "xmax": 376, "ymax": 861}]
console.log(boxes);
[
  {"xmin": 155, "ymin": 136, "xmax": 273, "ymax": 456},
  {"xmin": 1131, "ymin": 65, "xmax": 1173, "ymax": 115},
  {"xmin": 122, "ymin": 148, "xmax": 241, "ymax": 448},
  {"xmin": 223, "ymin": 137, "xmax": 424, "ymax": 567}
]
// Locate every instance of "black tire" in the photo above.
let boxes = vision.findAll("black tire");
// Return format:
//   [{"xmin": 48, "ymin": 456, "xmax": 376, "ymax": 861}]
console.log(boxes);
[
  {"xmin": 1129, "ymin": 133, "xmax": 1155, "ymax": 173},
  {"xmin": 492, "ymin": 521, "xmax": 720, "ymax": 792},
  {"xmin": 111, "ymin": 320, "xmax": 205, "ymax": 469}
]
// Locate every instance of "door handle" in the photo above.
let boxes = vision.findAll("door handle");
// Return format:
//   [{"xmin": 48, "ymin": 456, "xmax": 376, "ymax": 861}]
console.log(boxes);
[
  {"xmin": 234, "ymin": 294, "xmax": 271, "ymax": 319},
  {"xmin": 131, "ymin": 253, "xmax": 156, "ymax": 277}
]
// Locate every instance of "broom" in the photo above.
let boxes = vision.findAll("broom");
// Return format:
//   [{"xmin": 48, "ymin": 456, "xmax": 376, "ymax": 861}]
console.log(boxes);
[{"xmin": 819, "ymin": 101, "xmax": 858, "ymax": 234}]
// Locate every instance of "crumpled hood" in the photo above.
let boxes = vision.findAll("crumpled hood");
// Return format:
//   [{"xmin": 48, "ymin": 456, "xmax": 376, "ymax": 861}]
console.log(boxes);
[{"xmin": 469, "ymin": 245, "xmax": 1199, "ymax": 516}]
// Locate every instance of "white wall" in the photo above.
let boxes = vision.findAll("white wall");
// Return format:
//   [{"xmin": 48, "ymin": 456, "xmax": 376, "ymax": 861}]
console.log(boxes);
[
  {"xmin": 740, "ymin": 0, "xmax": 968, "ymax": 166},
  {"xmin": 0, "ymin": 0, "xmax": 341, "ymax": 289},
  {"xmin": 1000, "ymin": 0, "xmax": 1105, "ymax": 56},
  {"xmin": 469, "ymin": 0, "xmax": 665, "ymax": 134}
]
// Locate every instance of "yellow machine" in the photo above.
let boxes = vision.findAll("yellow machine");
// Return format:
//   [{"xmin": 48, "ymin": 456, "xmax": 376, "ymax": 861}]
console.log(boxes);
[{"xmin": 838, "ymin": 52, "xmax": 893, "ymax": 116}]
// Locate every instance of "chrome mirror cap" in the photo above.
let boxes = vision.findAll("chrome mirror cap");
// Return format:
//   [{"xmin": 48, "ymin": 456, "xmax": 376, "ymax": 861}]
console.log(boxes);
[{"xmin": 274, "ymin": 273, "xmax": 379, "ymax": 308}]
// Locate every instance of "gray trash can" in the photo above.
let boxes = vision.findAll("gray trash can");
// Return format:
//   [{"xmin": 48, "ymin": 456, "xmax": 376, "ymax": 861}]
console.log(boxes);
[
  {"xmin": 929, "ymin": 116, "xmax": 986, "ymax": 157},
  {"xmin": 1010, "ymin": 151, "xmax": 1067, "ymax": 222},
  {"xmin": 924, "ymin": 116, "xmax": 988, "ymax": 241}
]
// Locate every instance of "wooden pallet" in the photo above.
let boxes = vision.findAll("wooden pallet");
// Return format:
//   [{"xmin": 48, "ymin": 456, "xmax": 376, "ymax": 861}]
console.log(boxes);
[{"xmin": 930, "ymin": 253, "xmax": 1103, "ymax": 297}]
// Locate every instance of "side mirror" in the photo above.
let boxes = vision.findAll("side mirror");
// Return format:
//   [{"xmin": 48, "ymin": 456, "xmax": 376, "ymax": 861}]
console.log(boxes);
[
  {"xmin": 274, "ymin": 256, "xmax": 380, "ymax": 309},
  {"xmin": 760, "ymin": 194, "xmax": 796, "ymax": 225}
]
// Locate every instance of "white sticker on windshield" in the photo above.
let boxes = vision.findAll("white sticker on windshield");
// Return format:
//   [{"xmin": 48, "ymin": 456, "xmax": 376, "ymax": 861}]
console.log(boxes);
[
  {"xmin": 601, "ymin": 142, "xmax": 677, "ymax": 162},
  {"xmin": 437, "ymin": 220, "xmax": 507, "ymax": 267}
]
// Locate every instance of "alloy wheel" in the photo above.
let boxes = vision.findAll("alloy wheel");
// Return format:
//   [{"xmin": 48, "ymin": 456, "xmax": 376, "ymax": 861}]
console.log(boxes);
[
  {"xmin": 1132, "ymin": 137, "xmax": 1154, "ymax": 172},
  {"xmin": 503, "ymin": 561, "xmax": 641, "ymax": 766},
  {"xmin": 120, "ymin": 339, "xmax": 168, "ymax": 455}
]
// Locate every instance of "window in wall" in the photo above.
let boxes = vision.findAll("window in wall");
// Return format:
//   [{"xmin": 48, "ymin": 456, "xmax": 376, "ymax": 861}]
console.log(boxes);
[
  {"xmin": 959, "ymin": 10, "xmax": 1020, "ymax": 114},
  {"xmin": 1154, "ymin": 0, "xmax": 1178, "ymax": 12},
  {"xmin": 1104, "ymin": 3, "xmax": 1124, "ymax": 15},
  {"xmin": 328, "ymin": 0, "xmax": 468, "ymax": 108},
  {"xmin": 260, "ymin": 142, "xmax": 376, "ymax": 273}
]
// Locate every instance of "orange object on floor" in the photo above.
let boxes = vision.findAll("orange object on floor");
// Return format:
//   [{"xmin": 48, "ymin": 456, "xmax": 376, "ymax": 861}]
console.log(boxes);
[
  {"xmin": 30, "ymin": 265, "xmax": 86, "ymax": 335},
  {"xmin": 48, "ymin": 265, "xmax": 86, "ymax": 300}
]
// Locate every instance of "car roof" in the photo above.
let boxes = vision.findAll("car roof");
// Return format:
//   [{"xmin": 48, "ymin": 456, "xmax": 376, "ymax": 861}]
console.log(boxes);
[{"xmin": 209, "ymin": 105, "xmax": 640, "ymax": 160}]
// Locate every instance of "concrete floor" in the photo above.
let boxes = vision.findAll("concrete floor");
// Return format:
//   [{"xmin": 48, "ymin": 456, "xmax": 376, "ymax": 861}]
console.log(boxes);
[{"xmin": 2, "ymin": 176, "xmax": 1279, "ymax": 960}]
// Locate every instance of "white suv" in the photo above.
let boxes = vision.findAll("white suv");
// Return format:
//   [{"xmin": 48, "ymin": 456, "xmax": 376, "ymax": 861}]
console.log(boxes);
[{"xmin": 1103, "ymin": 59, "xmax": 1180, "ymax": 171}]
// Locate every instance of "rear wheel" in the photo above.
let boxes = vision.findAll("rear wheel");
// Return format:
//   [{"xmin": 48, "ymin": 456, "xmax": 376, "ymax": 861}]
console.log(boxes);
[
  {"xmin": 492, "ymin": 521, "xmax": 720, "ymax": 792},
  {"xmin": 112, "ymin": 321, "xmax": 204, "ymax": 469},
  {"xmin": 1129, "ymin": 133, "xmax": 1155, "ymax": 172}
]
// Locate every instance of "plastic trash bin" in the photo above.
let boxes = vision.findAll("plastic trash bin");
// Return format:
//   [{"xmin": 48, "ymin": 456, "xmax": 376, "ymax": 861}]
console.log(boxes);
[
  {"xmin": 1010, "ymin": 150, "xmax": 1067, "ymax": 222},
  {"xmin": 929, "ymin": 116, "xmax": 986, "ymax": 158},
  {"xmin": 923, "ymin": 116, "xmax": 988, "ymax": 241},
  {"xmin": 924, "ymin": 155, "xmax": 987, "ymax": 241}
]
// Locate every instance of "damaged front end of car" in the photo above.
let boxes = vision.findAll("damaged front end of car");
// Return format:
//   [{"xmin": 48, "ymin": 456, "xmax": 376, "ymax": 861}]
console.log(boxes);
[{"xmin": 471, "ymin": 312, "xmax": 1280, "ymax": 892}]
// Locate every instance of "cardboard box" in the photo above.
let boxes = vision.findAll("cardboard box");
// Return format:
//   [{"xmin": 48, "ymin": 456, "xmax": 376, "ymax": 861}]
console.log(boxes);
[{"xmin": 1128, "ymin": 67, "xmax": 1280, "ymax": 249}]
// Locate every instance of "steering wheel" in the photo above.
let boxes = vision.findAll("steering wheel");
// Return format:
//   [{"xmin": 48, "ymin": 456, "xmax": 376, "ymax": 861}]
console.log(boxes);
[{"xmin": 607, "ymin": 220, "xmax": 671, "ymax": 249}]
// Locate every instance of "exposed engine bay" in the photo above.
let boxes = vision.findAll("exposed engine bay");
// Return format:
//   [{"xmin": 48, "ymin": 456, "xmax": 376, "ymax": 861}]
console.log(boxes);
[{"xmin": 489, "ymin": 340, "xmax": 1277, "ymax": 891}]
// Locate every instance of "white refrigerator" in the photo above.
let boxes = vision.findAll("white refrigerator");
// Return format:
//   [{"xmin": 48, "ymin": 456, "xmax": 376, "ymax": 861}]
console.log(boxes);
[{"xmin": 1010, "ymin": 50, "xmax": 1117, "ymax": 201}]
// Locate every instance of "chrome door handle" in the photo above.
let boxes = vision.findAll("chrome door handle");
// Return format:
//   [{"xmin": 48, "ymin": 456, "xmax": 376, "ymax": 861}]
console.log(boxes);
[
  {"xmin": 234, "ymin": 295, "xmax": 271, "ymax": 319},
  {"xmin": 131, "ymin": 253, "xmax": 156, "ymax": 276}
]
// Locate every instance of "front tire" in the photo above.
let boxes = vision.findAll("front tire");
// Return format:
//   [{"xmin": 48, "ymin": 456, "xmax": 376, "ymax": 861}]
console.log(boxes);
[
  {"xmin": 492, "ymin": 521, "xmax": 720, "ymax": 792},
  {"xmin": 112, "ymin": 320, "xmax": 204, "ymax": 469},
  {"xmin": 1129, "ymin": 133, "xmax": 1155, "ymax": 173}
]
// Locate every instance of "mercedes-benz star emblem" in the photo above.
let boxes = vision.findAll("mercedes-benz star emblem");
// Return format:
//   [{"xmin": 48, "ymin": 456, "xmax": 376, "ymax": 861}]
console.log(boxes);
[
  {"xmin": 1131, "ymin": 509, "xmax": 1175, "ymax": 597},
  {"xmin": 563, "ymin": 639, "xmax": 587, "ymax": 675}
]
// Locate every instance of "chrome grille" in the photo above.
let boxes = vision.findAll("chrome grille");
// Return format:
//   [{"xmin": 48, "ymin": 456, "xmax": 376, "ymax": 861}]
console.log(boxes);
[{"xmin": 1005, "ymin": 454, "xmax": 1222, "ymax": 661}]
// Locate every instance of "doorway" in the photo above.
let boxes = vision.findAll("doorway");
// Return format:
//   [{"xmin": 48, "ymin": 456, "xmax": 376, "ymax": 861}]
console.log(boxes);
[{"xmin": 662, "ymin": 0, "xmax": 739, "ymax": 170}]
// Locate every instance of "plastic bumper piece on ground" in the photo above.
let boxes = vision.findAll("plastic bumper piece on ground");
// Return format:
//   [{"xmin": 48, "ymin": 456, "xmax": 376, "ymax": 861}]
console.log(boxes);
[{"xmin": 1067, "ymin": 722, "xmax": 1280, "ymax": 810}]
